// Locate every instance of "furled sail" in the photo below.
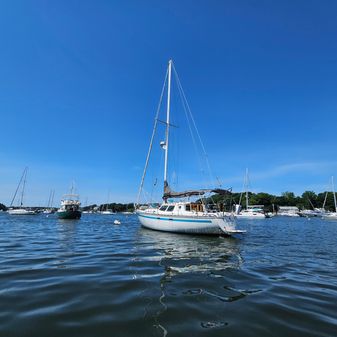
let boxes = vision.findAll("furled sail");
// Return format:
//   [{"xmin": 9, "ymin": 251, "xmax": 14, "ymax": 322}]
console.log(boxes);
[{"xmin": 163, "ymin": 182, "xmax": 231, "ymax": 200}]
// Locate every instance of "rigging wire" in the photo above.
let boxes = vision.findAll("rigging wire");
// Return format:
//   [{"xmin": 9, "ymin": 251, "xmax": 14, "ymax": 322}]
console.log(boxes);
[
  {"xmin": 172, "ymin": 63, "xmax": 217, "ymax": 189},
  {"xmin": 10, "ymin": 167, "xmax": 28, "ymax": 207},
  {"xmin": 136, "ymin": 68, "xmax": 168, "ymax": 205},
  {"xmin": 173, "ymin": 69, "xmax": 204, "ymax": 178}
]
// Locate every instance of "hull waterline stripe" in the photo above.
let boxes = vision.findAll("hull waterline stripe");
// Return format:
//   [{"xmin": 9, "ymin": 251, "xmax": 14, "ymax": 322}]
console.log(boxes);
[{"xmin": 138, "ymin": 213, "xmax": 212, "ymax": 223}]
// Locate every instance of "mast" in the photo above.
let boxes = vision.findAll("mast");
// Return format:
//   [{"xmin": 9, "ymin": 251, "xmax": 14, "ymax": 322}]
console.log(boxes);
[
  {"xmin": 163, "ymin": 59, "xmax": 172, "ymax": 195},
  {"xmin": 10, "ymin": 167, "xmax": 27, "ymax": 207},
  {"xmin": 245, "ymin": 168, "xmax": 249, "ymax": 209},
  {"xmin": 322, "ymin": 191, "xmax": 328, "ymax": 210},
  {"xmin": 332, "ymin": 176, "xmax": 337, "ymax": 213},
  {"xmin": 50, "ymin": 190, "xmax": 55, "ymax": 208},
  {"xmin": 47, "ymin": 190, "xmax": 52, "ymax": 208},
  {"xmin": 20, "ymin": 167, "xmax": 28, "ymax": 207}
]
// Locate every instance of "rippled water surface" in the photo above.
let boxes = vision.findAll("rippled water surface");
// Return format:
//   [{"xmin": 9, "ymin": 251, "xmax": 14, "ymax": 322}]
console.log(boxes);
[{"xmin": 1, "ymin": 213, "xmax": 337, "ymax": 337}]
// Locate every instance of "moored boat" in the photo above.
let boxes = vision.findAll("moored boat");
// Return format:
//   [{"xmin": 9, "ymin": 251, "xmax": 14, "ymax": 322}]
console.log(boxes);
[
  {"xmin": 57, "ymin": 184, "xmax": 81, "ymax": 219},
  {"xmin": 8, "ymin": 208, "xmax": 37, "ymax": 215},
  {"xmin": 99, "ymin": 209, "xmax": 116, "ymax": 215},
  {"xmin": 234, "ymin": 169, "xmax": 266, "ymax": 219},
  {"xmin": 235, "ymin": 206, "xmax": 266, "ymax": 219},
  {"xmin": 57, "ymin": 197, "xmax": 81, "ymax": 219},
  {"xmin": 135, "ymin": 60, "xmax": 244, "ymax": 236},
  {"xmin": 8, "ymin": 167, "xmax": 38, "ymax": 216},
  {"xmin": 322, "ymin": 176, "xmax": 337, "ymax": 220},
  {"xmin": 137, "ymin": 201, "xmax": 240, "ymax": 235}
]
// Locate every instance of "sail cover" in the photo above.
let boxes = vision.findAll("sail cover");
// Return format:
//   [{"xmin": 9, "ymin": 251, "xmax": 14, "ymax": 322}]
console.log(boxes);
[{"xmin": 163, "ymin": 182, "xmax": 231, "ymax": 199}]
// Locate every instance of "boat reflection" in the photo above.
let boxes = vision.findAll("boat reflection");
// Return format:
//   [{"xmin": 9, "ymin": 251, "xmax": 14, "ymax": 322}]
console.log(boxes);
[
  {"xmin": 135, "ymin": 228, "xmax": 245, "ymax": 336},
  {"xmin": 56, "ymin": 220, "xmax": 78, "ymax": 267},
  {"xmin": 137, "ymin": 228, "xmax": 244, "ymax": 276}
]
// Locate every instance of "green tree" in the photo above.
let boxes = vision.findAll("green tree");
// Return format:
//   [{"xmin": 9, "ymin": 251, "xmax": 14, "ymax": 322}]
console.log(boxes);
[{"xmin": 301, "ymin": 191, "xmax": 318, "ymax": 209}]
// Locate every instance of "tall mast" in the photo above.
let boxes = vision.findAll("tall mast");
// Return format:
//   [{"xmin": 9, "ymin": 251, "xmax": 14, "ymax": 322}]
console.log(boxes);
[
  {"xmin": 332, "ymin": 176, "xmax": 337, "ymax": 213},
  {"xmin": 10, "ymin": 167, "xmax": 26, "ymax": 207},
  {"xmin": 163, "ymin": 59, "xmax": 172, "ymax": 191},
  {"xmin": 245, "ymin": 168, "xmax": 249, "ymax": 209},
  {"xmin": 20, "ymin": 167, "xmax": 28, "ymax": 207},
  {"xmin": 47, "ymin": 190, "xmax": 52, "ymax": 208},
  {"xmin": 50, "ymin": 190, "xmax": 55, "ymax": 208}
]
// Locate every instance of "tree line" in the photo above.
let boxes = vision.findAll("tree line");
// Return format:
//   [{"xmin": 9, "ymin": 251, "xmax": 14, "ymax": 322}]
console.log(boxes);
[
  {"xmin": 0, "ymin": 202, "xmax": 135, "ymax": 212},
  {"xmin": 1, "ymin": 191, "xmax": 336, "ymax": 212},
  {"xmin": 205, "ymin": 191, "xmax": 337, "ymax": 212},
  {"xmin": 83, "ymin": 203, "xmax": 135, "ymax": 212}
]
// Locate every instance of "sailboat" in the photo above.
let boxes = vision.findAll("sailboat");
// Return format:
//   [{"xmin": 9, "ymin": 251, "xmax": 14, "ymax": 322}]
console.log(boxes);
[
  {"xmin": 235, "ymin": 169, "xmax": 265, "ymax": 219},
  {"xmin": 99, "ymin": 192, "xmax": 116, "ymax": 214},
  {"xmin": 8, "ymin": 167, "xmax": 37, "ymax": 215},
  {"xmin": 135, "ymin": 60, "xmax": 244, "ymax": 235},
  {"xmin": 323, "ymin": 176, "xmax": 337, "ymax": 220},
  {"xmin": 43, "ymin": 189, "xmax": 55, "ymax": 214},
  {"xmin": 99, "ymin": 207, "xmax": 116, "ymax": 215},
  {"xmin": 56, "ymin": 183, "xmax": 81, "ymax": 219}
]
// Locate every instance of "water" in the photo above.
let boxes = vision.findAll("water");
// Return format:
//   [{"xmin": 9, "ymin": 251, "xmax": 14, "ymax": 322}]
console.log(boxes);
[{"xmin": 0, "ymin": 214, "xmax": 337, "ymax": 337}]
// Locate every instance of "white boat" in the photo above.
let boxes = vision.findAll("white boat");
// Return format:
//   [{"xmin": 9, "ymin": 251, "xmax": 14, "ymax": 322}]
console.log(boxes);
[
  {"xmin": 99, "ymin": 191, "xmax": 116, "ymax": 214},
  {"xmin": 8, "ymin": 167, "xmax": 37, "ymax": 215},
  {"xmin": 277, "ymin": 206, "xmax": 299, "ymax": 217},
  {"xmin": 8, "ymin": 208, "xmax": 37, "ymax": 215},
  {"xmin": 100, "ymin": 210, "xmax": 116, "ymax": 215},
  {"xmin": 235, "ymin": 169, "xmax": 266, "ymax": 219},
  {"xmin": 235, "ymin": 206, "xmax": 266, "ymax": 219},
  {"xmin": 43, "ymin": 189, "xmax": 55, "ymax": 214},
  {"xmin": 135, "ymin": 60, "xmax": 244, "ymax": 236},
  {"xmin": 279, "ymin": 212, "xmax": 299, "ymax": 217},
  {"xmin": 323, "ymin": 176, "xmax": 337, "ymax": 220},
  {"xmin": 137, "ymin": 202, "xmax": 241, "ymax": 235},
  {"xmin": 298, "ymin": 208, "xmax": 326, "ymax": 217}
]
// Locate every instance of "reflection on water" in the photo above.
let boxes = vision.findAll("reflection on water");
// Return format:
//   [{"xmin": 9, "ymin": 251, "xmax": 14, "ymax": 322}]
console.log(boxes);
[
  {"xmin": 137, "ymin": 228, "xmax": 243, "ymax": 275},
  {"xmin": 133, "ymin": 228, "xmax": 247, "ymax": 336},
  {"xmin": 56, "ymin": 220, "xmax": 78, "ymax": 268}
]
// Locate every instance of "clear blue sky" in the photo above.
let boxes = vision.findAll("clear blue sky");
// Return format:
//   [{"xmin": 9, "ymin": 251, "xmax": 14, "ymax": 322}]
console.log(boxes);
[{"xmin": 1, "ymin": 0, "xmax": 337, "ymax": 206}]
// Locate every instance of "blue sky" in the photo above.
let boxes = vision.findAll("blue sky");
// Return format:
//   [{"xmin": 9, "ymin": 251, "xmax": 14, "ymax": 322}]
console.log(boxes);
[{"xmin": 1, "ymin": 1, "xmax": 337, "ymax": 206}]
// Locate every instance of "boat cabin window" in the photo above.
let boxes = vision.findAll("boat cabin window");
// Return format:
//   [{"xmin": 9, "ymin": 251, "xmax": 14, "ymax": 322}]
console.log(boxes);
[
  {"xmin": 166, "ymin": 205, "xmax": 175, "ymax": 212},
  {"xmin": 185, "ymin": 204, "xmax": 191, "ymax": 211},
  {"xmin": 159, "ymin": 205, "xmax": 168, "ymax": 211},
  {"xmin": 191, "ymin": 203, "xmax": 204, "ymax": 212}
]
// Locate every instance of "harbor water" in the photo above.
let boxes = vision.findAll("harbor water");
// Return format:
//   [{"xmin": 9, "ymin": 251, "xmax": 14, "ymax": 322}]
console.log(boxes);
[{"xmin": 0, "ymin": 213, "xmax": 336, "ymax": 336}]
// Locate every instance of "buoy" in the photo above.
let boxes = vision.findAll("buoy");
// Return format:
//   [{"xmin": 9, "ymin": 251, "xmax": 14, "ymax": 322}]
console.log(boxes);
[{"xmin": 114, "ymin": 220, "xmax": 121, "ymax": 225}]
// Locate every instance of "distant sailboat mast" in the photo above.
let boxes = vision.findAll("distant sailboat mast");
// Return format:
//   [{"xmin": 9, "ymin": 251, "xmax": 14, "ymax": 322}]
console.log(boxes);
[
  {"xmin": 20, "ymin": 169, "xmax": 27, "ymax": 206},
  {"xmin": 50, "ymin": 189, "xmax": 55, "ymax": 208},
  {"xmin": 332, "ymin": 176, "xmax": 337, "ymax": 213},
  {"xmin": 47, "ymin": 189, "xmax": 55, "ymax": 209},
  {"xmin": 10, "ymin": 167, "xmax": 28, "ymax": 207},
  {"xmin": 245, "ymin": 168, "xmax": 249, "ymax": 210}
]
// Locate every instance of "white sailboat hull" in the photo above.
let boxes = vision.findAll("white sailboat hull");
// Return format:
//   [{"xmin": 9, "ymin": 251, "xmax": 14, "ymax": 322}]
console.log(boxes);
[
  {"xmin": 277, "ymin": 213, "xmax": 299, "ymax": 217},
  {"xmin": 235, "ymin": 213, "xmax": 265, "ymax": 219},
  {"xmin": 137, "ymin": 211, "xmax": 242, "ymax": 235},
  {"xmin": 323, "ymin": 213, "xmax": 337, "ymax": 220},
  {"xmin": 8, "ymin": 209, "xmax": 37, "ymax": 215}
]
